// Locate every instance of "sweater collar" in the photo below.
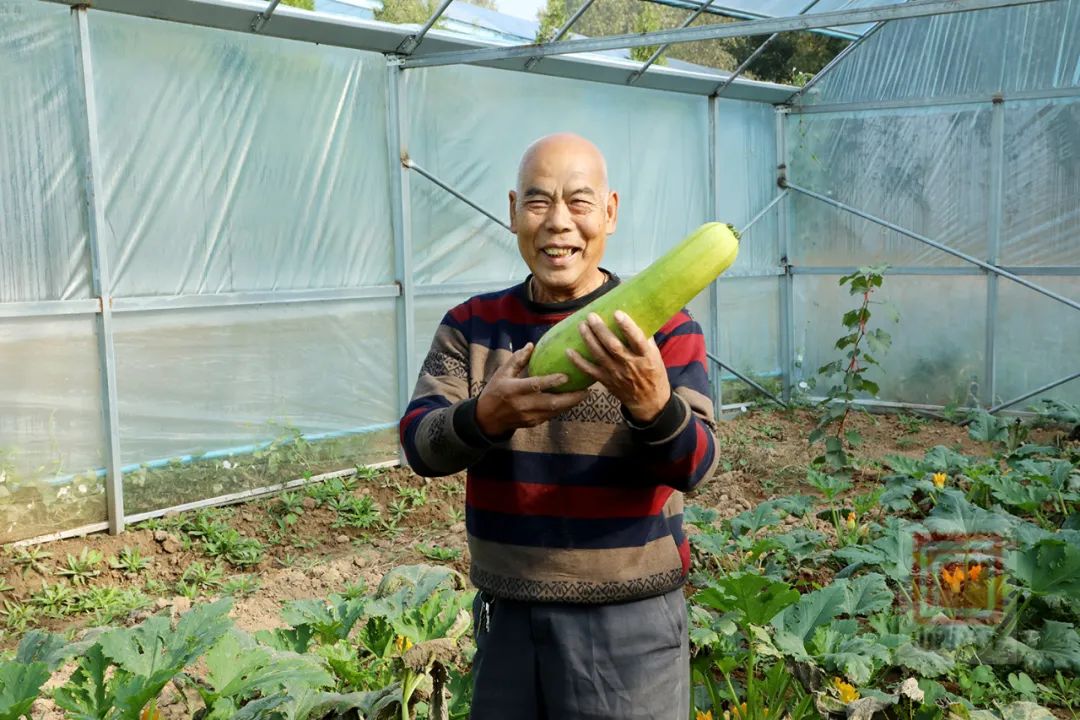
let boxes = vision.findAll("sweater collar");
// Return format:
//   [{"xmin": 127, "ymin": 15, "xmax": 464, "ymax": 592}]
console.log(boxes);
[{"xmin": 518, "ymin": 269, "xmax": 621, "ymax": 315}]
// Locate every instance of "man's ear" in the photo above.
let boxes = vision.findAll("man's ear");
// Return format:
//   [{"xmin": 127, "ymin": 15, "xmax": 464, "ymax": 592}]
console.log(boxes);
[
  {"xmin": 605, "ymin": 190, "xmax": 619, "ymax": 234},
  {"xmin": 508, "ymin": 190, "xmax": 518, "ymax": 233}
]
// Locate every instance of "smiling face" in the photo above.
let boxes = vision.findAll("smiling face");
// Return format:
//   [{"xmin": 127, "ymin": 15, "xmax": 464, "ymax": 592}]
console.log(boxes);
[{"xmin": 509, "ymin": 134, "xmax": 618, "ymax": 304}]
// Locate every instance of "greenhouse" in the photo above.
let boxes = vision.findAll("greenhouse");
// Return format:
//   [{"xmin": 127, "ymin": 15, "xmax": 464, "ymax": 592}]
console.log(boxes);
[
  {"xmin": 3, "ymin": 0, "xmax": 1076, "ymax": 544},
  {"xmin": 2, "ymin": 0, "xmax": 1079, "ymax": 715}
]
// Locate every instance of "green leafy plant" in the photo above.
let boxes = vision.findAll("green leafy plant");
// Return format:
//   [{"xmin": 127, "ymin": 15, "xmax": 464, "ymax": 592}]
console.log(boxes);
[
  {"xmin": 415, "ymin": 544, "xmax": 462, "ymax": 562},
  {"xmin": 109, "ymin": 547, "xmax": 151, "ymax": 575},
  {"xmin": 810, "ymin": 265, "xmax": 895, "ymax": 469},
  {"xmin": 56, "ymin": 548, "xmax": 104, "ymax": 586},
  {"xmin": 54, "ymin": 599, "xmax": 233, "ymax": 719},
  {"xmin": 11, "ymin": 547, "xmax": 52, "ymax": 576},
  {"xmin": 202, "ymin": 529, "xmax": 265, "ymax": 568}
]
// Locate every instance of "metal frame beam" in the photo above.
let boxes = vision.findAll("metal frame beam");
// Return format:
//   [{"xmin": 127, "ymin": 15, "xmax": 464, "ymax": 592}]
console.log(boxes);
[
  {"xmin": 396, "ymin": 0, "xmax": 454, "ymax": 54},
  {"xmin": 73, "ymin": 8, "xmax": 125, "ymax": 535},
  {"xmin": 776, "ymin": 110, "xmax": 795, "ymax": 403},
  {"xmin": 525, "ymin": 0, "xmax": 598, "ymax": 71},
  {"xmin": 628, "ymin": 0, "xmax": 719, "ymax": 86},
  {"xmin": 712, "ymin": 0, "xmax": 823, "ymax": 97},
  {"xmin": 639, "ymin": 0, "xmax": 862, "ymax": 40},
  {"xmin": 398, "ymin": 0, "xmax": 1055, "ymax": 69},
  {"xmin": 988, "ymin": 370, "xmax": 1080, "ymax": 414},
  {"xmin": 707, "ymin": 351, "xmax": 787, "ymax": 407},
  {"xmin": 386, "ymin": 65, "xmax": 417, "ymax": 433},
  {"xmin": 403, "ymin": 159, "xmax": 512, "ymax": 232},
  {"xmin": 782, "ymin": 182, "xmax": 1080, "ymax": 314},
  {"xmin": 789, "ymin": 85, "xmax": 1080, "ymax": 113},
  {"xmin": 985, "ymin": 97, "xmax": 1006, "ymax": 406},
  {"xmin": 707, "ymin": 96, "xmax": 723, "ymax": 412},
  {"xmin": 785, "ymin": 19, "xmax": 886, "ymax": 105},
  {"xmin": 250, "ymin": 0, "xmax": 281, "ymax": 32}
]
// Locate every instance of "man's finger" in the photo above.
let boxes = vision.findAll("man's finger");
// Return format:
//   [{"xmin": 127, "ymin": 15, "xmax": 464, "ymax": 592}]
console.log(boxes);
[
  {"xmin": 504, "ymin": 342, "xmax": 534, "ymax": 377},
  {"xmin": 566, "ymin": 348, "xmax": 603, "ymax": 381},
  {"xmin": 587, "ymin": 313, "xmax": 629, "ymax": 359},
  {"xmin": 578, "ymin": 321, "xmax": 613, "ymax": 369},
  {"xmin": 614, "ymin": 310, "xmax": 651, "ymax": 356}
]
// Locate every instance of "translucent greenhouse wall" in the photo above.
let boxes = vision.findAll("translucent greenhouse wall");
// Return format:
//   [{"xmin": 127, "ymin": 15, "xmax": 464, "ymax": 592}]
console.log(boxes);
[
  {"xmin": 786, "ymin": 0, "xmax": 1080, "ymax": 408},
  {"xmin": 0, "ymin": 0, "xmax": 779, "ymax": 542}
]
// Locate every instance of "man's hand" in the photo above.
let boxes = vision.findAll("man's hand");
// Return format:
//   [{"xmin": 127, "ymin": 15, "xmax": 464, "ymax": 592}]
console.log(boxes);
[
  {"xmin": 566, "ymin": 311, "xmax": 671, "ymax": 424},
  {"xmin": 475, "ymin": 343, "xmax": 589, "ymax": 438}
]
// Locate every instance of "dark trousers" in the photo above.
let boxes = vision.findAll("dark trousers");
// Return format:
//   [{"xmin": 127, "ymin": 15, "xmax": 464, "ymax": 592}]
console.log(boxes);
[{"xmin": 469, "ymin": 588, "xmax": 690, "ymax": 720}]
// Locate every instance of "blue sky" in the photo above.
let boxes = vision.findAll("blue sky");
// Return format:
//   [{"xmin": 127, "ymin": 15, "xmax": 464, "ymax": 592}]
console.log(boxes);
[{"xmin": 492, "ymin": 0, "xmax": 546, "ymax": 21}]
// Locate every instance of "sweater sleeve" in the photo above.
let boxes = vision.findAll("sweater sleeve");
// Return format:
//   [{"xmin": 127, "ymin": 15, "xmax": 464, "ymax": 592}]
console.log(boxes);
[
  {"xmin": 621, "ymin": 311, "xmax": 719, "ymax": 493},
  {"xmin": 398, "ymin": 311, "xmax": 506, "ymax": 477}
]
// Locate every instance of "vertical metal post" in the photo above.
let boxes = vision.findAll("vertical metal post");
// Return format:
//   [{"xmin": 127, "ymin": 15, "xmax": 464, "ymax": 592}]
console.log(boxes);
[
  {"xmin": 386, "ymin": 64, "xmax": 417, "ymax": 452},
  {"xmin": 73, "ymin": 7, "xmax": 125, "ymax": 534},
  {"xmin": 775, "ymin": 107, "xmax": 794, "ymax": 402},
  {"xmin": 984, "ymin": 96, "xmax": 1005, "ymax": 406},
  {"xmin": 707, "ymin": 96, "xmax": 723, "ymax": 413}
]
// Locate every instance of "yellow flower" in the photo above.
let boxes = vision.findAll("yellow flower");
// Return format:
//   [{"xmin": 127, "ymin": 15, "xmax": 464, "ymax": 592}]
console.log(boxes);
[
  {"xmin": 941, "ymin": 565, "xmax": 965, "ymax": 594},
  {"xmin": 932, "ymin": 472, "xmax": 947, "ymax": 488},
  {"xmin": 846, "ymin": 512, "xmax": 857, "ymax": 530},
  {"xmin": 394, "ymin": 635, "xmax": 414, "ymax": 653},
  {"xmin": 833, "ymin": 677, "xmax": 860, "ymax": 704},
  {"xmin": 968, "ymin": 563, "xmax": 984, "ymax": 583},
  {"xmin": 696, "ymin": 712, "xmax": 713, "ymax": 720}
]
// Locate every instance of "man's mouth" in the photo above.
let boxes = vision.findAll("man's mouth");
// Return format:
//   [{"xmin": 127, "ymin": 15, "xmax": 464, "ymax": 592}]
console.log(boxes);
[{"xmin": 542, "ymin": 247, "xmax": 579, "ymax": 258}]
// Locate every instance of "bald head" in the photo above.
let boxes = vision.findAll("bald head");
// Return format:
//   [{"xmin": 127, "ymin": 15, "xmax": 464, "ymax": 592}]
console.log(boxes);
[
  {"xmin": 508, "ymin": 133, "xmax": 619, "ymax": 304},
  {"xmin": 516, "ymin": 133, "xmax": 609, "ymax": 197}
]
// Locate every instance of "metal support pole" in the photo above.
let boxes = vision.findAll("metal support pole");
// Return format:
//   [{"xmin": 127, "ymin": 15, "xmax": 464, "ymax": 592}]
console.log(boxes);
[
  {"xmin": 251, "ymin": 0, "xmax": 282, "ymax": 32},
  {"xmin": 399, "ymin": 0, "xmax": 1054, "ymax": 69},
  {"xmin": 712, "ymin": 0, "xmax": 823, "ymax": 97},
  {"xmin": 782, "ymin": 181, "xmax": 1080, "ymax": 314},
  {"xmin": 707, "ymin": 96, "xmax": 723, "ymax": 413},
  {"xmin": 386, "ymin": 65, "xmax": 417, "ymax": 453},
  {"xmin": 706, "ymin": 352, "xmax": 787, "ymax": 407},
  {"xmin": 73, "ymin": 7, "xmax": 125, "ymax": 535},
  {"xmin": 988, "ymin": 370, "xmax": 1080, "ymax": 414},
  {"xmin": 397, "ymin": 0, "xmax": 454, "ymax": 54},
  {"xmin": 776, "ymin": 109, "xmax": 795, "ymax": 403},
  {"xmin": 628, "ymin": 0, "xmax": 717, "ymax": 85},
  {"xmin": 985, "ymin": 97, "xmax": 1005, "ymax": 406},
  {"xmin": 785, "ymin": 20, "xmax": 886, "ymax": 104},
  {"xmin": 403, "ymin": 159, "xmax": 512, "ymax": 232},
  {"xmin": 525, "ymin": 0, "xmax": 598, "ymax": 71}
]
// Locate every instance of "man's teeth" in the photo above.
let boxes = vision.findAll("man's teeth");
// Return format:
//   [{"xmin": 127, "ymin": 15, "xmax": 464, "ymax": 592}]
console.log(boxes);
[{"xmin": 543, "ymin": 248, "xmax": 573, "ymax": 257}]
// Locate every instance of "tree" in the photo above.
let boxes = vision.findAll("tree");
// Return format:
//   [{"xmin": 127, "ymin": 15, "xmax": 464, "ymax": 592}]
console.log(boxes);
[
  {"xmin": 533, "ymin": 0, "xmax": 845, "ymax": 85},
  {"xmin": 280, "ymin": 0, "xmax": 315, "ymax": 10},
  {"xmin": 374, "ymin": 0, "xmax": 496, "ymax": 24}
]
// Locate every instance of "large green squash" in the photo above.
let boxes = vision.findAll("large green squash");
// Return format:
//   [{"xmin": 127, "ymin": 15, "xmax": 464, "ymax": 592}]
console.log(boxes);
[{"xmin": 528, "ymin": 222, "xmax": 740, "ymax": 392}]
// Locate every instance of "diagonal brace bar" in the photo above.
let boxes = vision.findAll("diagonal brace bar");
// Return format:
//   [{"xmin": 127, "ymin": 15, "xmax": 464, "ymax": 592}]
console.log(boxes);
[
  {"xmin": 404, "ymin": 158, "xmax": 512, "ymax": 232},
  {"xmin": 988, "ymin": 370, "xmax": 1080, "ymax": 415},
  {"xmin": 628, "ymin": 0, "xmax": 719, "ymax": 85},
  {"xmin": 526, "ymin": 0, "xmax": 599, "ymax": 71},
  {"xmin": 397, "ymin": 0, "xmax": 455, "ymax": 54},
  {"xmin": 398, "ymin": 0, "xmax": 1055, "ymax": 70},
  {"xmin": 251, "ymin": 0, "xmax": 282, "ymax": 32},
  {"xmin": 713, "ymin": 0, "xmax": 823, "ymax": 97},
  {"xmin": 707, "ymin": 351, "xmax": 787, "ymax": 407},
  {"xmin": 782, "ymin": 181, "xmax": 1080, "ymax": 314},
  {"xmin": 785, "ymin": 20, "xmax": 886, "ymax": 104}
]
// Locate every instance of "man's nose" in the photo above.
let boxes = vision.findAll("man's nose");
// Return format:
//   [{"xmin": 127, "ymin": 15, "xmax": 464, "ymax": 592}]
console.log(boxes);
[{"xmin": 544, "ymin": 199, "xmax": 573, "ymax": 233}]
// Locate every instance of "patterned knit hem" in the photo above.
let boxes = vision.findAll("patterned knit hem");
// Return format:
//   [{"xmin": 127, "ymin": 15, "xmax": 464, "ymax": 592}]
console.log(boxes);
[{"xmin": 470, "ymin": 566, "xmax": 686, "ymax": 605}]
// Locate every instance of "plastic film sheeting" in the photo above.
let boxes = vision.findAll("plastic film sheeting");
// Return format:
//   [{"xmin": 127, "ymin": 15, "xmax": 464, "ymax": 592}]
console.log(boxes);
[
  {"xmin": 0, "ymin": 316, "xmax": 107, "ymax": 542},
  {"xmin": 404, "ymin": 64, "xmax": 711, "ymax": 286},
  {"xmin": 113, "ymin": 300, "xmax": 400, "ymax": 515},
  {"xmin": 798, "ymin": 2, "xmax": 1080, "ymax": 106},
  {"xmin": 86, "ymin": 12, "xmax": 395, "ymax": 297},
  {"xmin": 0, "ymin": 0, "xmax": 91, "ymax": 303},
  {"xmin": 787, "ymin": 106, "xmax": 992, "ymax": 266},
  {"xmin": 794, "ymin": 274, "xmax": 987, "ymax": 406}
]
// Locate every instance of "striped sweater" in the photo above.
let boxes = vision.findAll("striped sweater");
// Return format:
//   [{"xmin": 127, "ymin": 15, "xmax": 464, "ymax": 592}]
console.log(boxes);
[{"xmin": 399, "ymin": 272, "xmax": 719, "ymax": 604}]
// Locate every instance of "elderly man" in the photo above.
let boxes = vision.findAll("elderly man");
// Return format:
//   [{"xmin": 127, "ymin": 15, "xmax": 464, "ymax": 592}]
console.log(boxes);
[{"xmin": 399, "ymin": 133, "xmax": 718, "ymax": 719}]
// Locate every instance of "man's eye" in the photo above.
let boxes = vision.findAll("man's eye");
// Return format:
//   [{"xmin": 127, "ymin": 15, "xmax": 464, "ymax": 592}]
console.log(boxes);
[{"xmin": 526, "ymin": 201, "xmax": 549, "ymax": 210}]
